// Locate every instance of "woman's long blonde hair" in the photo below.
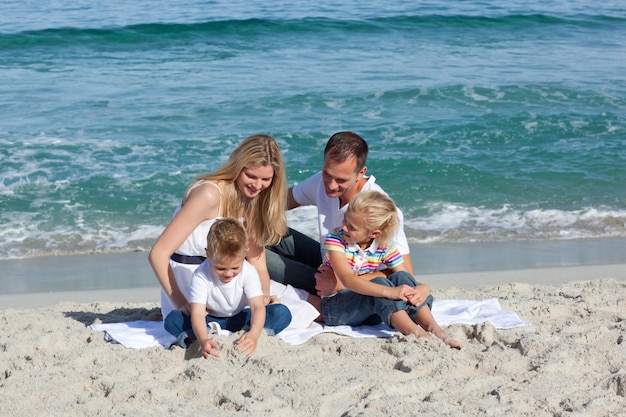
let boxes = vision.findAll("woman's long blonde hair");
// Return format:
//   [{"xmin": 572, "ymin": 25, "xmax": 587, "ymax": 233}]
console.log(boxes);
[{"xmin": 187, "ymin": 134, "xmax": 288, "ymax": 246}]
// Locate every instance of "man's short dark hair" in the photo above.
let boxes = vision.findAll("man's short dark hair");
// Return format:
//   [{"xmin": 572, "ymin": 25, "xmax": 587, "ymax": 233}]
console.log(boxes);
[{"xmin": 323, "ymin": 131, "xmax": 368, "ymax": 172}]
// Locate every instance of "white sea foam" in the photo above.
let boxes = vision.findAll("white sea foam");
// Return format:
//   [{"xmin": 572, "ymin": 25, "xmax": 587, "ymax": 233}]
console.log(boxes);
[
  {"xmin": 402, "ymin": 204, "xmax": 626, "ymax": 243},
  {"xmin": 0, "ymin": 220, "xmax": 164, "ymax": 260},
  {"xmin": 2, "ymin": 202, "xmax": 625, "ymax": 259}
]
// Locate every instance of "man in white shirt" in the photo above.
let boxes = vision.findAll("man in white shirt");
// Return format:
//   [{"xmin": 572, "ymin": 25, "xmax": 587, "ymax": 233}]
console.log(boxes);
[{"xmin": 266, "ymin": 131, "xmax": 413, "ymax": 296}]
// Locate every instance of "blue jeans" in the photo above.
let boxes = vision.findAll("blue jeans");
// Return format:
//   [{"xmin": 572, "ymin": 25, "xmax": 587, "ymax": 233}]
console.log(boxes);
[
  {"xmin": 265, "ymin": 227, "xmax": 321, "ymax": 295},
  {"xmin": 164, "ymin": 304, "xmax": 292, "ymax": 348},
  {"xmin": 321, "ymin": 272, "xmax": 433, "ymax": 328}
]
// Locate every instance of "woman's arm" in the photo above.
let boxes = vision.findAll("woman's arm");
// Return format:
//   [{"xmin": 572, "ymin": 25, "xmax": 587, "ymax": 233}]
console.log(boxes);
[
  {"xmin": 148, "ymin": 183, "xmax": 220, "ymax": 311},
  {"xmin": 246, "ymin": 241, "xmax": 272, "ymax": 303}
]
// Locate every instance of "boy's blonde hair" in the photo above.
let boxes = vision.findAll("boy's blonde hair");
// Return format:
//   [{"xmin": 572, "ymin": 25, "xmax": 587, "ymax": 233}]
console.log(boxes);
[
  {"xmin": 347, "ymin": 190, "xmax": 398, "ymax": 246},
  {"xmin": 188, "ymin": 134, "xmax": 288, "ymax": 246},
  {"xmin": 206, "ymin": 218, "xmax": 248, "ymax": 261}
]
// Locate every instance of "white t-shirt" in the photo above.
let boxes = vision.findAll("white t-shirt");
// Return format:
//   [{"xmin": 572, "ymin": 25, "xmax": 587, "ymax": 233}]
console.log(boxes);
[
  {"xmin": 291, "ymin": 172, "xmax": 410, "ymax": 255},
  {"xmin": 189, "ymin": 259, "xmax": 263, "ymax": 317}
]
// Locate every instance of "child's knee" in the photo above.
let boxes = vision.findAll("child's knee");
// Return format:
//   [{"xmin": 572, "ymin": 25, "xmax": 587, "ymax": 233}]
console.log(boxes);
[
  {"xmin": 370, "ymin": 276, "xmax": 393, "ymax": 287},
  {"xmin": 389, "ymin": 271, "xmax": 416, "ymax": 286}
]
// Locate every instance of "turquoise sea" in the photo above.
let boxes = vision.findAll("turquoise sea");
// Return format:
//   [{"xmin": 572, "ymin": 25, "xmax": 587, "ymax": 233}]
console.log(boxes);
[{"xmin": 1, "ymin": 1, "xmax": 625, "ymax": 264}]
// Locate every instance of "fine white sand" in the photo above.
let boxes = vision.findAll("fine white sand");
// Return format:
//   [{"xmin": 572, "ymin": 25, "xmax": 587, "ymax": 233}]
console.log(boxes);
[{"xmin": 1, "ymin": 258, "xmax": 625, "ymax": 416}]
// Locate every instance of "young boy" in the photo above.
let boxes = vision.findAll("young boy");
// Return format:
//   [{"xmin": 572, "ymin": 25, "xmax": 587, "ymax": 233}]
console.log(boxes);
[{"xmin": 164, "ymin": 218, "xmax": 292, "ymax": 358}]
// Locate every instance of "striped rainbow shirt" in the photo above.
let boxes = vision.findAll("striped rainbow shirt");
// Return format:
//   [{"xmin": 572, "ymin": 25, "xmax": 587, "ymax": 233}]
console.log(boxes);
[{"xmin": 322, "ymin": 228, "xmax": 403, "ymax": 275}]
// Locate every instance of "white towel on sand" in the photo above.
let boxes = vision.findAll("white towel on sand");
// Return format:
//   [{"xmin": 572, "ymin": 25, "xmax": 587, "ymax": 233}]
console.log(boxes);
[{"xmin": 90, "ymin": 282, "xmax": 530, "ymax": 348}]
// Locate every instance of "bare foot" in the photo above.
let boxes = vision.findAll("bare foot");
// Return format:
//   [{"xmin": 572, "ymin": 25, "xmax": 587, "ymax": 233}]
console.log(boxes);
[
  {"xmin": 435, "ymin": 330, "xmax": 462, "ymax": 349},
  {"xmin": 411, "ymin": 325, "xmax": 431, "ymax": 339}
]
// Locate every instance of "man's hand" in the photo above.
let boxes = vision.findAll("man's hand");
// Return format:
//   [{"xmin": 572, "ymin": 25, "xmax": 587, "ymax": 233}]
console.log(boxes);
[{"xmin": 314, "ymin": 265, "xmax": 344, "ymax": 297}]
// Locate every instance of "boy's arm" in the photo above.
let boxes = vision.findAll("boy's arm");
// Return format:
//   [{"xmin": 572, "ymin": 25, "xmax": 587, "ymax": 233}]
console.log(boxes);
[
  {"xmin": 191, "ymin": 302, "xmax": 219, "ymax": 358},
  {"xmin": 234, "ymin": 296, "xmax": 266, "ymax": 357}
]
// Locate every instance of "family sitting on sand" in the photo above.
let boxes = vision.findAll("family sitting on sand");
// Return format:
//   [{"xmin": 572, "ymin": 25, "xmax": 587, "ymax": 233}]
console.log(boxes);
[{"xmin": 148, "ymin": 132, "xmax": 462, "ymax": 357}]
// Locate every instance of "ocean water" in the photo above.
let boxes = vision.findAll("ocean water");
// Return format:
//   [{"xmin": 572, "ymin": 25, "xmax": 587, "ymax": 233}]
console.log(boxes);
[{"xmin": 1, "ymin": 0, "xmax": 625, "ymax": 261}]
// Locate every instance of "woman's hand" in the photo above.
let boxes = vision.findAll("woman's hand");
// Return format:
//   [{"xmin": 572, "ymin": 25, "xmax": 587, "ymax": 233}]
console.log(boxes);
[{"xmin": 179, "ymin": 302, "xmax": 192, "ymax": 316}]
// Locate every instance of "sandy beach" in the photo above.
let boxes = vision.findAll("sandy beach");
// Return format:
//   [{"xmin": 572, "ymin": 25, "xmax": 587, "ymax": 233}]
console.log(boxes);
[{"xmin": 1, "ymin": 241, "xmax": 625, "ymax": 416}]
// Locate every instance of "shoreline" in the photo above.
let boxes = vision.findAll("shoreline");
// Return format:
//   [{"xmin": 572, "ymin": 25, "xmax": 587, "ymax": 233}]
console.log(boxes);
[
  {"xmin": 1, "ymin": 263, "xmax": 624, "ymax": 309},
  {"xmin": 2, "ymin": 236, "xmax": 625, "ymax": 297}
]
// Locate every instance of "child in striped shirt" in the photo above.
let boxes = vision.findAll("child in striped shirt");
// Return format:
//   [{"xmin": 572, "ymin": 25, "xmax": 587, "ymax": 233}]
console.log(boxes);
[{"xmin": 318, "ymin": 190, "xmax": 462, "ymax": 349}]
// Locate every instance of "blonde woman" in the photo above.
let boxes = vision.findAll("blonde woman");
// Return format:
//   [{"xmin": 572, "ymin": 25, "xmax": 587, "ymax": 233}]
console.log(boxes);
[{"xmin": 149, "ymin": 135, "xmax": 288, "ymax": 318}]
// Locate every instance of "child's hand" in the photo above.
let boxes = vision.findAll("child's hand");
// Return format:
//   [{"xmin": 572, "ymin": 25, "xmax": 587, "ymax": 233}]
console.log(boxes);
[
  {"xmin": 265, "ymin": 295, "xmax": 281, "ymax": 305},
  {"xmin": 199, "ymin": 338, "xmax": 220, "ymax": 359},
  {"xmin": 235, "ymin": 332, "xmax": 258, "ymax": 357},
  {"xmin": 386, "ymin": 284, "xmax": 414, "ymax": 301},
  {"xmin": 405, "ymin": 285, "xmax": 430, "ymax": 306}
]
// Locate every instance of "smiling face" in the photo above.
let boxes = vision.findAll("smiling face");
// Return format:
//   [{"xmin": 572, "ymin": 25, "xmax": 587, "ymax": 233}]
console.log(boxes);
[
  {"xmin": 321, "ymin": 156, "xmax": 366, "ymax": 205},
  {"xmin": 208, "ymin": 253, "xmax": 245, "ymax": 284},
  {"xmin": 236, "ymin": 164, "xmax": 274, "ymax": 198},
  {"xmin": 342, "ymin": 208, "xmax": 379, "ymax": 248}
]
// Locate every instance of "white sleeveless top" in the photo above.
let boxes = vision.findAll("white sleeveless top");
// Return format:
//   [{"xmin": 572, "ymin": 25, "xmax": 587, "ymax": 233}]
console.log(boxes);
[
  {"xmin": 162, "ymin": 181, "xmax": 223, "ymax": 317},
  {"xmin": 174, "ymin": 181, "xmax": 222, "ymax": 256}
]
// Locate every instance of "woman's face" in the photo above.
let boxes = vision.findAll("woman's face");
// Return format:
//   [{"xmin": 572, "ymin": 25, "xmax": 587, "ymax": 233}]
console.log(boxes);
[{"xmin": 236, "ymin": 164, "xmax": 274, "ymax": 198}]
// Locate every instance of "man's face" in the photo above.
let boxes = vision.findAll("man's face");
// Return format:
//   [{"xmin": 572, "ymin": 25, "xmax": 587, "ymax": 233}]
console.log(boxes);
[{"xmin": 321, "ymin": 156, "xmax": 366, "ymax": 202}]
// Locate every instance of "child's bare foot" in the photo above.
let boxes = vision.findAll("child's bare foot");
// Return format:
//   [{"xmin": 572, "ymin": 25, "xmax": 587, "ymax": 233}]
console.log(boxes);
[
  {"xmin": 435, "ymin": 330, "xmax": 462, "ymax": 349},
  {"xmin": 411, "ymin": 325, "xmax": 431, "ymax": 339}
]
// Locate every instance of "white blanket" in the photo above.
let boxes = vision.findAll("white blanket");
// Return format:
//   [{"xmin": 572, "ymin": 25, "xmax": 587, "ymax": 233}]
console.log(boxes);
[{"xmin": 90, "ymin": 283, "xmax": 531, "ymax": 348}]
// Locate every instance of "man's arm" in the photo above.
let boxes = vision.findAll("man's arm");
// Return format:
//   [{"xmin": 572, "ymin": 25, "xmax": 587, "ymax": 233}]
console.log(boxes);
[
  {"xmin": 286, "ymin": 188, "xmax": 301, "ymax": 210},
  {"xmin": 401, "ymin": 253, "xmax": 414, "ymax": 275}
]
